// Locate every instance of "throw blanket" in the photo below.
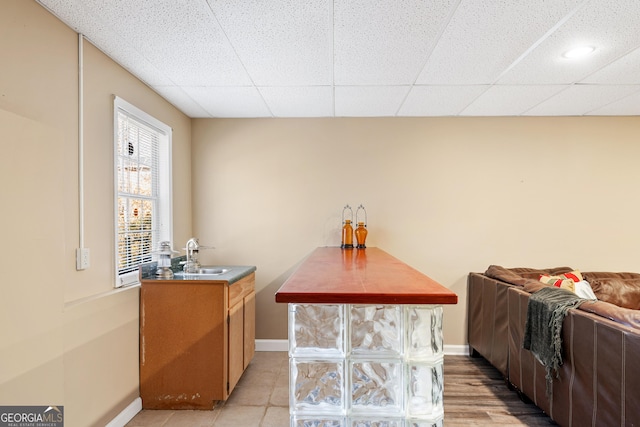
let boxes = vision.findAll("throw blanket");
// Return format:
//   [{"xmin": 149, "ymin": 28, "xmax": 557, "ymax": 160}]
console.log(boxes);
[{"xmin": 523, "ymin": 286, "xmax": 586, "ymax": 397}]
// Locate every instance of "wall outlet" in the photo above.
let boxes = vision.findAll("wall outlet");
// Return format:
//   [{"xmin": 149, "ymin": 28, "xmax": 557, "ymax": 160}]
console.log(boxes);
[{"xmin": 76, "ymin": 247, "xmax": 90, "ymax": 270}]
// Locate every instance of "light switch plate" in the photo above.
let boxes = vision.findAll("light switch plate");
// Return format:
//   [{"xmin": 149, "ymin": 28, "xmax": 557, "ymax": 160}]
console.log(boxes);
[{"xmin": 76, "ymin": 247, "xmax": 90, "ymax": 270}]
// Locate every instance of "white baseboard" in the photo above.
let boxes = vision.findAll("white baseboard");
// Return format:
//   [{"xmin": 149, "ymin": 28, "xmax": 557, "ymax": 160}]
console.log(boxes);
[
  {"xmin": 255, "ymin": 339, "xmax": 288, "ymax": 352},
  {"xmin": 105, "ymin": 397, "xmax": 142, "ymax": 427},
  {"xmin": 444, "ymin": 344, "xmax": 470, "ymax": 356},
  {"xmin": 256, "ymin": 340, "xmax": 469, "ymax": 356}
]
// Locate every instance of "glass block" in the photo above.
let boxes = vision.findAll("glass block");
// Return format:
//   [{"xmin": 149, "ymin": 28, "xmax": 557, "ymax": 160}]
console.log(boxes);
[
  {"xmin": 291, "ymin": 359, "xmax": 345, "ymax": 414},
  {"xmin": 292, "ymin": 416, "xmax": 346, "ymax": 427},
  {"xmin": 350, "ymin": 305, "xmax": 402, "ymax": 357},
  {"xmin": 406, "ymin": 363, "xmax": 444, "ymax": 418},
  {"xmin": 405, "ymin": 417, "xmax": 443, "ymax": 427},
  {"xmin": 290, "ymin": 304, "xmax": 345, "ymax": 357},
  {"xmin": 350, "ymin": 360, "xmax": 403, "ymax": 415},
  {"xmin": 350, "ymin": 418, "xmax": 403, "ymax": 427},
  {"xmin": 405, "ymin": 306, "xmax": 443, "ymax": 361}
]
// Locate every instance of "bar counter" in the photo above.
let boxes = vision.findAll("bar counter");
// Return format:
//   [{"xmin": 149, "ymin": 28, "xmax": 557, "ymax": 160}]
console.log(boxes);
[{"xmin": 275, "ymin": 247, "xmax": 458, "ymax": 427}]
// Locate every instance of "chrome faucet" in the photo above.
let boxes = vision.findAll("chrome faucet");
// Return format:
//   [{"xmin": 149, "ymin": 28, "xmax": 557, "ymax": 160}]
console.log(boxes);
[{"xmin": 183, "ymin": 237, "xmax": 201, "ymax": 273}]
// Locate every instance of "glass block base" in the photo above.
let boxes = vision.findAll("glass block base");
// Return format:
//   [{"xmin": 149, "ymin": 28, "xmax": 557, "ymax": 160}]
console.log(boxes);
[
  {"xmin": 290, "ymin": 417, "xmax": 444, "ymax": 427},
  {"xmin": 289, "ymin": 304, "xmax": 445, "ymax": 424}
]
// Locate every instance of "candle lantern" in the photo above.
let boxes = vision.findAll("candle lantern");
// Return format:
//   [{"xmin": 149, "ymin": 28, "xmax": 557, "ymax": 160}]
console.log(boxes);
[
  {"xmin": 355, "ymin": 204, "xmax": 368, "ymax": 249},
  {"xmin": 341, "ymin": 205, "xmax": 354, "ymax": 249},
  {"xmin": 155, "ymin": 241, "xmax": 178, "ymax": 278}
]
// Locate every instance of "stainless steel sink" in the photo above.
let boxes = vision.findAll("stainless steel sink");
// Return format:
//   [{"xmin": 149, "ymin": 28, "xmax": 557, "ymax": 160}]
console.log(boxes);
[
  {"xmin": 197, "ymin": 267, "xmax": 229, "ymax": 275},
  {"xmin": 175, "ymin": 266, "xmax": 231, "ymax": 276}
]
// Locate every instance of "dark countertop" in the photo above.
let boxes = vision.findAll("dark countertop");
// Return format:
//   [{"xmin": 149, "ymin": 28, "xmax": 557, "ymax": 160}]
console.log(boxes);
[{"xmin": 140, "ymin": 259, "xmax": 256, "ymax": 285}]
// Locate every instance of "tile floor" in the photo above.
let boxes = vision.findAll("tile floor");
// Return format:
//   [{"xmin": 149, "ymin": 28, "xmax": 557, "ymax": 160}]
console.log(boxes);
[
  {"xmin": 126, "ymin": 351, "xmax": 553, "ymax": 426},
  {"xmin": 126, "ymin": 352, "xmax": 289, "ymax": 427}
]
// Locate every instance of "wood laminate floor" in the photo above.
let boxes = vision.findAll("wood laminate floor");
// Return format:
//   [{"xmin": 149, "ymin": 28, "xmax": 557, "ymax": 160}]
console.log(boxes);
[
  {"xmin": 127, "ymin": 352, "xmax": 557, "ymax": 426},
  {"xmin": 444, "ymin": 354, "xmax": 557, "ymax": 426}
]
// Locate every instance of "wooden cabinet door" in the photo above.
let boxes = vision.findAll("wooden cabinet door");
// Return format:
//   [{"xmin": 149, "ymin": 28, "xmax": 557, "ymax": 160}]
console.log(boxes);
[
  {"xmin": 228, "ymin": 302, "xmax": 244, "ymax": 396},
  {"xmin": 140, "ymin": 283, "xmax": 225, "ymax": 408},
  {"xmin": 243, "ymin": 291, "xmax": 256, "ymax": 369}
]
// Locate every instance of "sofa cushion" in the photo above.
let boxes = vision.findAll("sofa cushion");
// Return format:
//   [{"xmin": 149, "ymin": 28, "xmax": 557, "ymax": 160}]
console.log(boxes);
[
  {"xmin": 574, "ymin": 280, "xmax": 598, "ymax": 300},
  {"xmin": 582, "ymin": 275, "xmax": 640, "ymax": 310},
  {"xmin": 485, "ymin": 266, "xmax": 640, "ymax": 310},
  {"xmin": 538, "ymin": 271, "xmax": 583, "ymax": 292},
  {"xmin": 583, "ymin": 271, "xmax": 640, "ymax": 280},
  {"xmin": 485, "ymin": 265, "xmax": 574, "ymax": 287}
]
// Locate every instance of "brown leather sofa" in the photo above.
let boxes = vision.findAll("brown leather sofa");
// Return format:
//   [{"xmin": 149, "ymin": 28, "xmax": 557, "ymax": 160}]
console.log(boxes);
[{"xmin": 468, "ymin": 266, "xmax": 640, "ymax": 426}]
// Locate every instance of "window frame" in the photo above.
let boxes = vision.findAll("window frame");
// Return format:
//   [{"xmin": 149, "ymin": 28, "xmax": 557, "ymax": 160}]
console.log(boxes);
[{"xmin": 113, "ymin": 96, "xmax": 172, "ymax": 287}]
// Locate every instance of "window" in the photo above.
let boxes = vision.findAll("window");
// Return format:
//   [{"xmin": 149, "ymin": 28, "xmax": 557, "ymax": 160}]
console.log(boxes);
[{"xmin": 114, "ymin": 96, "xmax": 172, "ymax": 287}]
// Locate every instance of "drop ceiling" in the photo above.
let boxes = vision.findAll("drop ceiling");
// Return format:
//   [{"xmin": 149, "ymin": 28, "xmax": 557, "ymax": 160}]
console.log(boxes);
[{"xmin": 36, "ymin": 0, "xmax": 640, "ymax": 118}]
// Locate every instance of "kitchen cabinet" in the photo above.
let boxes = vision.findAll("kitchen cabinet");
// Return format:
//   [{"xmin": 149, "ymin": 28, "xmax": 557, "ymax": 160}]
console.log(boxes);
[{"xmin": 139, "ymin": 271, "xmax": 255, "ymax": 409}]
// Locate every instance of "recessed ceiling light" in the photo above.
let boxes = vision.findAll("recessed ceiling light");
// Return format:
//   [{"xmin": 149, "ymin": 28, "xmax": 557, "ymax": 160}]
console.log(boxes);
[{"xmin": 562, "ymin": 45, "xmax": 596, "ymax": 59}]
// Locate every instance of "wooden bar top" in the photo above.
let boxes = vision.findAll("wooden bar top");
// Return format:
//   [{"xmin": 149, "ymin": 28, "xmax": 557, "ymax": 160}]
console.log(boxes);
[{"xmin": 275, "ymin": 247, "xmax": 457, "ymax": 305}]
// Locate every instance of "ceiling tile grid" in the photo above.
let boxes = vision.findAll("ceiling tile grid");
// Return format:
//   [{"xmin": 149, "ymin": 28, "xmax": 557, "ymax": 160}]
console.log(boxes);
[{"xmin": 34, "ymin": 0, "xmax": 640, "ymax": 117}]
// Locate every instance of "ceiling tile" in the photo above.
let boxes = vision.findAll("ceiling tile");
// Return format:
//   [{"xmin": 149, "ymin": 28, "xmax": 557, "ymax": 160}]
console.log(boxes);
[
  {"xmin": 499, "ymin": 0, "xmax": 640, "ymax": 84},
  {"xmin": 398, "ymin": 86, "xmax": 488, "ymax": 116},
  {"xmin": 121, "ymin": 0, "xmax": 251, "ymax": 86},
  {"xmin": 524, "ymin": 84, "xmax": 640, "ymax": 116},
  {"xmin": 259, "ymin": 87, "xmax": 334, "ymax": 117},
  {"xmin": 461, "ymin": 85, "xmax": 567, "ymax": 116},
  {"xmin": 39, "ymin": 0, "xmax": 176, "ymax": 86},
  {"xmin": 334, "ymin": 0, "xmax": 457, "ymax": 85},
  {"xmin": 37, "ymin": 0, "xmax": 92, "ymax": 31},
  {"xmin": 334, "ymin": 86, "xmax": 410, "ymax": 117},
  {"xmin": 586, "ymin": 88, "xmax": 640, "ymax": 115},
  {"xmin": 73, "ymin": 0, "xmax": 251, "ymax": 86},
  {"xmin": 153, "ymin": 86, "xmax": 211, "ymax": 118},
  {"xmin": 182, "ymin": 86, "xmax": 271, "ymax": 118},
  {"xmin": 208, "ymin": 0, "xmax": 333, "ymax": 86},
  {"xmin": 416, "ymin": 0, "xmax": 584, "ymax": 85},
  {"xmin": 36, "ymin": 0, "xmax": 640, "ymax": 117},
  {"xmin": 582, "ymin": 46, "xmax": 640, "ymax": 84}
]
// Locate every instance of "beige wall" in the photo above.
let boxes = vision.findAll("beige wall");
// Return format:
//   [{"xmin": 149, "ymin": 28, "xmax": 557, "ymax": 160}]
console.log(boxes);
[
  {"xmin": 5, "ymin": 0, "xmax": 640, "ymax": 424},
  {"xmin": 192, "ymin": 117, "xmax": 640, "ymax": 345},
  {"xmin": 1, "ymin": 1, "xmax": 191, "ymax": 426}
]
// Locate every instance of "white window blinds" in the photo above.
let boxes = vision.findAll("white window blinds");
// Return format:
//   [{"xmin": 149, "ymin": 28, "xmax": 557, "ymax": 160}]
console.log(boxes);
[{"xmin": 114, "ymin": 97, "xmax": 171, "ymax": 287}]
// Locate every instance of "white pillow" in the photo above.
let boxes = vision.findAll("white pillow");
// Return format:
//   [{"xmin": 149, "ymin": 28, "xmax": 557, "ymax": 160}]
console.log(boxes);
[{"xmin": 574, "ymin": 280, "xmax": 597, "ymax": 300}]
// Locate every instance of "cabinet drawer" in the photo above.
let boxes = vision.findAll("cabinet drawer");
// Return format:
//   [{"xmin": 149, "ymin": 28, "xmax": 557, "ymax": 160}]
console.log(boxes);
[{"xmin": 229, "ymin": 273, "xmax": 255, "ymax": 307}]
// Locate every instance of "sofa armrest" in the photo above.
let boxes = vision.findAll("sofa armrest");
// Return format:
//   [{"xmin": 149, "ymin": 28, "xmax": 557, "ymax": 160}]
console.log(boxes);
[
  {"xmin": 508, "ymin": 284, "xmax": 640, "ymax": 426},
  {"xmin": 577, "ymin": 300, "xmax": 640, "ymax": 331},
  {"xmin": 467, "ymin": 272, "xmax": 510, "ymax": 377}
]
